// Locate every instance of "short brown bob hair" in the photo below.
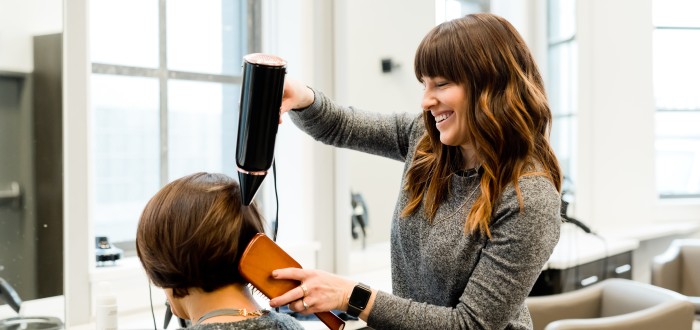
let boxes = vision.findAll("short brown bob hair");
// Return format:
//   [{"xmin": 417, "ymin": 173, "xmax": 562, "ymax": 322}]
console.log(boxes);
[{"xmin": 136, "ymin": 172, "xmax": 265, "ymax": 298}]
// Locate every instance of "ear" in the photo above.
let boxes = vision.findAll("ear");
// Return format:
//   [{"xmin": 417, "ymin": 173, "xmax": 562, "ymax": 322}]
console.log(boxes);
[{"xmin": 164, "ymin": 288, "xmax": 188, "ymax": 320}]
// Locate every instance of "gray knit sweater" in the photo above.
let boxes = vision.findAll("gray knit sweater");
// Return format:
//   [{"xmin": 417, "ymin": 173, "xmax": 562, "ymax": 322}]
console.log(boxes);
[
  {"xmin": 288, "ymin": 91, "xmax": 561, "ymax": 330},
  {"xmin": 182, "ymin": 312, "xmax": 304, "ymax": 330}
]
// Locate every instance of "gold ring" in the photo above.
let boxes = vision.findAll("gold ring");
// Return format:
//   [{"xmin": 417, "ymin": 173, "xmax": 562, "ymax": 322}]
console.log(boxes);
[
  {"xmin": 302, "ymin": 298, "xmax": 309, "ymax": 310},
  {"xmin": 300, "ymin": 284, "xmax": 309, "ymax": 297}
]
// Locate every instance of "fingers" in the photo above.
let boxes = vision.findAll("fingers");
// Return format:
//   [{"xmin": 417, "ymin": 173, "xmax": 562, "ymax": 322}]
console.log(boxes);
[
  {"xmin": 299, "ymin": 283, "xmax": 309, "ymax": 298},
  {"xmin": 272, "ymin": 267, "xmax": 307, "ymax": 281},
  {"xmin": 268, "ymin": 268, "xmax": 308, "ymax": 308},
  {"xmin": 269, "ymin": 268, "xmax": 355, "ymax": 314},
  {"xmin": 283, "ymin": 297, "xmax": 313, "ymax": 314},
  {"xmin": 280, "ymin": 77, "xmax": 314, "ymax": 113}
]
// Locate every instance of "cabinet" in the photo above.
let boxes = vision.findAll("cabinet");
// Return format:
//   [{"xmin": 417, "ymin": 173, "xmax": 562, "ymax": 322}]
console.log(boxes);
[{"xmin": 530, "ymin": 251, "xmax": 633, "ymax": 296}]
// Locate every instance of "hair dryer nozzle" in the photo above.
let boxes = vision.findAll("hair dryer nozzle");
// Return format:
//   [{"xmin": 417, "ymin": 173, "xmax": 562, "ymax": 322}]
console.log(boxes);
[{"xmin": 238, "ymin": 170, "xmax": 267, "ymax": 206}]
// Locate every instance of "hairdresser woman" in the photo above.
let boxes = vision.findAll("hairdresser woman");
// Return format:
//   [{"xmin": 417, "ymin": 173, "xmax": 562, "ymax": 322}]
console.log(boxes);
[{"xmin": 269, "ymin": 13, "xmax": 561, "ymax": 329}]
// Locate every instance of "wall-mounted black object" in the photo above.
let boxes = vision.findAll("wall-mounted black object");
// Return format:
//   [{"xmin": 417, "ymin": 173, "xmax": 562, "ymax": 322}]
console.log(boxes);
[
  {"xmin": 381, "ymin": 58, "xmax": 400, "ymax": 73},
  {"xmin": 33, "ymin": 33, "xmax": 64, "ymax": 298},
  {"xmin": 351, "ymin": 192, "xmax": 369, "ymax": 249},
  {"xmin": 561, "ymin": 199, "xmax": 594, "ymax": 234},
  {"xmin": 236, "ymin": 53, "xmax": 287, "ymax": 205},
  {"xmin": 0, "ymin": 276, "xmax": 22, "ymax": 313}
]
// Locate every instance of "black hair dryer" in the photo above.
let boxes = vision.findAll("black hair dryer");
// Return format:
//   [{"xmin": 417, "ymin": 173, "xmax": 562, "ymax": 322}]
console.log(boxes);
[{"xmin": 236, "ymin": 54, "xmax": 287, "ymax": 205}]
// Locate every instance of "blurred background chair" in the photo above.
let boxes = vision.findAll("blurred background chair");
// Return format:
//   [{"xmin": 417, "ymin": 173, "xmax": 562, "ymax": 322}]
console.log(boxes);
[
  {"xmin": 526, "ymin": 278, "xmax": 694, "ymax": 330},
  {"xmin": 652, "ymin": 239, "xmax": 700, "ymax": 314}
]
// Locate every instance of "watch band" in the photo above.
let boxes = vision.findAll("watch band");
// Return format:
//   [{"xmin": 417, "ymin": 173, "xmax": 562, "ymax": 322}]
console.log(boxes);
[{"xmin": 346, "ymin": 282, "xmax": 371, "ymax": 317}]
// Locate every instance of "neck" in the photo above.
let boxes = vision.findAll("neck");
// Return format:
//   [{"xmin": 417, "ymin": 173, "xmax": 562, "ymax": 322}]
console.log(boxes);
[
  {"xmin": 176, "ymin": 283, "xmax": 262, "ymax": 324},
  {"xmin": 460, "ymin": 144, "xmax": 479, "ymax": 169}
]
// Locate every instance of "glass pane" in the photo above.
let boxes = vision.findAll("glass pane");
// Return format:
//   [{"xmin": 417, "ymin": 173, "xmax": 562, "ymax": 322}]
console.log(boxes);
[
  {"xmin": 168, "ymin": 80, "xmax": 239, "ymax": 180},
  {"xmin": 551, "ymin": 116, "xmax": 577, "ymax": 188},
  {"xmin": 91, "ymin": 75, "xmax": 160, "ymax": 243},
  {"xmin": 548, "ymin": 0, "xmax": 576, "ymax": 42},
  {"xmin": 653, "ymin": 0, "xmax": 700, "ymax": 28},
  {"xmin": 656, "ymin": 112, "xmax": 700, "ymax": 196},
  {"xmin": 653, "ymin": 30, "xmax": 700, "ymax": 110},
  {"xmin": 90, "ymin": 0, "xmax": 159, "ymax": 68},
  {"xmin": 167, "ymin": 0, "xmax": 245, "ymax": 75},
  {"xmin": 548, "ymin": 42, "xmax": 578, "ymax": 116}
]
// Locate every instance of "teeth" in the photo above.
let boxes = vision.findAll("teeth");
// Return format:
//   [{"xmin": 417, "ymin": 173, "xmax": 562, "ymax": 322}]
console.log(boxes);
[{"xmin": 435, "ymin": 112, "xmax": 452, "ymax": 123}]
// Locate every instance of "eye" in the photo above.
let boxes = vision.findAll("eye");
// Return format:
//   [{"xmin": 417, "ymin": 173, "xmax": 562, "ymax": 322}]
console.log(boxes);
[{"xmin": 436, "ymin": 81, "xmax": 450, "ymax": 87}]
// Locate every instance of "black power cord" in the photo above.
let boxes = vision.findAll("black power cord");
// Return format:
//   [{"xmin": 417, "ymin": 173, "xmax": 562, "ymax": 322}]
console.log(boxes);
[{"xmin": 272, "ymin": 161, "xmax": 280, "ymax": 241}]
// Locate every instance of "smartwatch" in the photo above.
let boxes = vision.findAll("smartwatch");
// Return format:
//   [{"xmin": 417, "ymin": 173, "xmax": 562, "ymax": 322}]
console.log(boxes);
[{"xmin": 347, "ymin": 282, "xmax": 372, "ymax": 317}]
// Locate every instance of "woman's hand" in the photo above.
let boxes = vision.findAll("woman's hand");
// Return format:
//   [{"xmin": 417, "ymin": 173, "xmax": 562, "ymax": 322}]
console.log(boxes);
[
  {"xmin": 279, "ymin": 78, "xmax": 315, "ymax": 124},
  {"xmin": 268, "ymin": 268, "xmax": 355, "ymax": 315}
]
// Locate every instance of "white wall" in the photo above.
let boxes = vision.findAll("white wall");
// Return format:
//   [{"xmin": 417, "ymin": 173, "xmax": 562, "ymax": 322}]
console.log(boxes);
[
  {"xmin": 0, "ymin": 0, "xmax": 62, "ymax": 71},
  {"xmin": 575, "ymin": 0, "xmax": 700, "ymax": 230},
  {"xmin": 334, "ymin": 0, "xmax": 435, "ymax": 254},
  {"xmin": 261, "ymin": 0, "xmax": 338, "ymax": 271},
  {"xmin": 63, "ymin": 0, "xmax": 92, "ymax": 325},
  {"xmin": 264, "ymin": 0, "xmax": 437, "ymax": 275}
]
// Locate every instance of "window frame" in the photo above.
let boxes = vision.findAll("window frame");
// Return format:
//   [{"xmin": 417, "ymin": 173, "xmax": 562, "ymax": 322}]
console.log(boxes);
[
  {"xmin": 652, "ymin": 24, "xmax": 700, "ymax": 199},
  {"xmin": 546, "ymin": 0, "xmax": 578, "ymax": 200},
  {"xmin": 89, "ymin": 0, "xmax": 262, "ymax": 252}
]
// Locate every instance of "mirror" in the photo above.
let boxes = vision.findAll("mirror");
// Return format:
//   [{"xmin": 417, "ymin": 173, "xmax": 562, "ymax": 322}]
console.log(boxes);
[{"xmin": 0, "ymin": 0, "xmax": 64, "ymax": 316}]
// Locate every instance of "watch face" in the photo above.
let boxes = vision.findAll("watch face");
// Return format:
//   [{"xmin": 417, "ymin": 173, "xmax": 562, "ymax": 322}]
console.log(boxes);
[{"xmin": 349, "ymin": 284, "xmax": 372, "ymax": 309}]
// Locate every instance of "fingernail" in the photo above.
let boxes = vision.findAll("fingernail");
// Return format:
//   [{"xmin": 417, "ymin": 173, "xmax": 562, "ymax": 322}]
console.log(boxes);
[{"xmin": 271, "ymin": 271, "xmax": 278, "ymax": 278}]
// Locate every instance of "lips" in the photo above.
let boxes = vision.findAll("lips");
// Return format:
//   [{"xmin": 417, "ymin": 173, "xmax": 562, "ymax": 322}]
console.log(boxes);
[{"xmin": 434, "ymin": 111, "xmax": 453, "ymax": 124}]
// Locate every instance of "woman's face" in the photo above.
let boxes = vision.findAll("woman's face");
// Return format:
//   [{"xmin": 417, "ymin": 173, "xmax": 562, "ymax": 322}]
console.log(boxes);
[{"xmin": 421, "ymin": 76, "xmax": 470, "ymax": 148}]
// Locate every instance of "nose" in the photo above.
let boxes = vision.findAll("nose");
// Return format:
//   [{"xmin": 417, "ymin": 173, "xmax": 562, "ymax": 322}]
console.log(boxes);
[{"xmin": 421, "ymin": 89, "xmax": 437, "ymax": 112}]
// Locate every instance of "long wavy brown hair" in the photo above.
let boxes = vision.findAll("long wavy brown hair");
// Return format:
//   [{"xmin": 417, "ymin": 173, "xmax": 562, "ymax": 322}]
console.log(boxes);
[{"xmin": 403, "ymin": 13, "xmax": 562, "ymax": 237}]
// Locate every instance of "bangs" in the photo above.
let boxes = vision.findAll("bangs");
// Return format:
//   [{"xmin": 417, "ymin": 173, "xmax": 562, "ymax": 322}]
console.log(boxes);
[{"xmin": 414, "ymin": 21, "xmax": 464, "ymax": 83}]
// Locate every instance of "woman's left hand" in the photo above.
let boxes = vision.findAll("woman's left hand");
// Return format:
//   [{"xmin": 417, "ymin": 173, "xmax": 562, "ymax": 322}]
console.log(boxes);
[{"xmin": 268, "ymin": 268, "xmax": 355, "ymax": 315}]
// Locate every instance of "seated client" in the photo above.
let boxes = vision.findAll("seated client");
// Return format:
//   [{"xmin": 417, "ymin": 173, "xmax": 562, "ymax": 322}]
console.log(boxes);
[{"xmin": 136, "ymin": 172, "xmax": 304, "ymax": 330}]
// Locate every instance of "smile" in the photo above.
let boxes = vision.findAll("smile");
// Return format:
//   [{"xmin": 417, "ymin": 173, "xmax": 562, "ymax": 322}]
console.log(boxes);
[{"xmin": 435, "ymin": 112, "xmax": 453, "ymax": 123}]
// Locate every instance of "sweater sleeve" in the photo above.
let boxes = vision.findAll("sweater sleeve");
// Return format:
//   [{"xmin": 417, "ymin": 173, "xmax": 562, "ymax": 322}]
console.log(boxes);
[
  {"xmin": 367, "ymin": 176, "xmax": 561, "ymax": 329},
  {"xmin": 287, "ymin": 89, "xmax": 423, "ymax": 162}
]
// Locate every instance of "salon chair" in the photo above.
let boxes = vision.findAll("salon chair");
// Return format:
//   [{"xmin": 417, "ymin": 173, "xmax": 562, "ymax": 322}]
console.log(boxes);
[
  {"xmin": 526, "ymin": 278, "xmax": 694, "ymax": 330},
  {"xmin": 652, "ymin": 238, "xmax": 700, "ymax": 314}
]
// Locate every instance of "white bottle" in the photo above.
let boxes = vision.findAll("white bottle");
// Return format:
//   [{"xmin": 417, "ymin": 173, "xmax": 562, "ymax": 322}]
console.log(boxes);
[{"xmin": 95, "ymin": 281, "xmax": 118, "ymax": 330}]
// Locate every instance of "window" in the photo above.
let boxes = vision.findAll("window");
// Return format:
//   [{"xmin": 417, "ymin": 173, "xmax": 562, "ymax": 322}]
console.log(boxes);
[
  {"xmin": 89, "ymin": 0, "xmax": 260, "ymax": 247},
  {"xmin": 547, "ymin": 0, "xmax": 577, "ymax": 196},
  {"xmin": 652, "ymin": 0, "xmax": 700, "ymax": 198},
  {"xmin": 436, "ymin": 0, "xmax": 489, "ymax": 23}
]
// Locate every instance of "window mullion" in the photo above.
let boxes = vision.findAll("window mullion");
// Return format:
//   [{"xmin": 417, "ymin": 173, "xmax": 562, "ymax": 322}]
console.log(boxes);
[{"xmin": 159, "ymin": 0, "xmax": 169, "ymax": 186}]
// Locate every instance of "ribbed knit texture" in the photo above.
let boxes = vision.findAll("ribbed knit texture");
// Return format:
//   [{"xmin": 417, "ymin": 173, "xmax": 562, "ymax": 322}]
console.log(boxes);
[
  {"xmin": 183, "ymin": 312, "xmax": 304, "ymax": 330},
  {"xmin": 289, "ymin": 90, "xmax": 561, "ymax": 330}
]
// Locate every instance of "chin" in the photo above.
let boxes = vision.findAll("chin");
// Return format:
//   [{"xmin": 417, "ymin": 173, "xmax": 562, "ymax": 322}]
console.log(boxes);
[{"xmin": 439, "ymin": 135, "xmax": 456, "ymax": 146}]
